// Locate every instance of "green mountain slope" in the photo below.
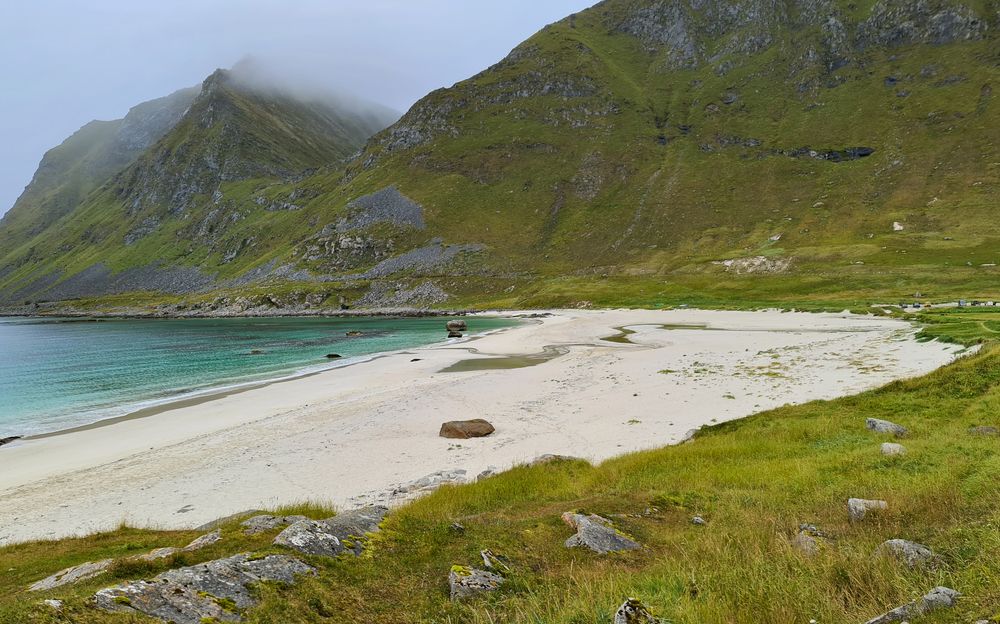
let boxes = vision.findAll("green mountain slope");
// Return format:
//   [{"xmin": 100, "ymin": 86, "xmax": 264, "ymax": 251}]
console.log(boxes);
[
  {"xmin": 1, "ymin": 0, "xmax": 998, "ymax": 311},
  {"xmin": 0, "ymin": 86, "xmax": 198, "ymax": 247}
]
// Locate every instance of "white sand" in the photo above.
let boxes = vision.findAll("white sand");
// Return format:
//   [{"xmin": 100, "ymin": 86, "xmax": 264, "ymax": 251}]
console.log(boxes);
[{"xmin": 0, "ymin": 309, "xmax": 964, "ymax": 545}]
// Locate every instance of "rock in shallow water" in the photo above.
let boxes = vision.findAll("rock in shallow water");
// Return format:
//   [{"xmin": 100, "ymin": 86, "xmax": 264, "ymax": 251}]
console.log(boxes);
[
  {"xmin": 562, "ymin": 512, "xmax": 641, "ymax": 554},
  {"xmin": 94, "ymin": 554, "xmax": 314, "ymax": 624}
]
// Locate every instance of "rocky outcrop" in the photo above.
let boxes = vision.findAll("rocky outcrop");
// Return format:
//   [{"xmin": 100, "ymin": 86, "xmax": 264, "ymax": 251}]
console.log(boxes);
[
  {"xmin": 29, "ymin": 559, "xmax": 113, "ymax": 592},
  {"xmin": 337, "ymin": 186, "xmax": 426, "ymax": 232},
  {"xmin": 440, "ymin": 419, "xmax": 496, "ymax": 439},
  {"xmin": 848, "ymin": 498, "xmax": 888, "ymax": 522},
  {"xmin": 866, "ymin": 418, "xmax": 908, "ymax": 438},
  {"xmin": 858, "ymin": 1, "xmax": 987, "ymax": 48},
  {"xmin": 94, "ymin": 554, "xmax": 315, "ymax": 624},
  {"xmin": 876, "ymin": 539, "xmax": 939, "ymax": 568},
  {"xmin": 449, "ymin": 566, "xmax": 505, "ymax": 601},
  {"xmin": 862, "ymin": 586, "xmax": 959, "ymax": 624},
  {"xmin": 241, "ymin": 514, "xmax": 308, "ymax": 536},
  {"xmin": 273, "ymin": 506, "xmax": 388, "ymax": 558},
  {"xmin": 970, "ymin": 425, "xmax": 999, "ymax": 436},
  {"xmin": 562, "ymin": 513, "xmax": 641, "ymax": 554}
]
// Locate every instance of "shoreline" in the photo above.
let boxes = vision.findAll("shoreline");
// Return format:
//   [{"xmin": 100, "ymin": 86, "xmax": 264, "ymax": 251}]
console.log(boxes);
[
  {"xmin": 0, "ymin": 309, "xmax": 965, "ymax": 546},
  {"xmin": 1, "ymin": 316, "xmax": 522, "ymax": 441}
]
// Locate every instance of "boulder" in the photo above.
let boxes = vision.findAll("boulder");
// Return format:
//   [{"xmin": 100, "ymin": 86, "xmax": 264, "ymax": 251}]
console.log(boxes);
[
  {"xmin": 274, "ymin": 506, "xmax": 388, "ymax": 558},
  {"xmin": 614, "ymin": 598, "xmax": 660, "ymax": 624},
  {"xmin": 449, "ymin": 566, "xmax": 504, "ymax": 601},
  {"xmin": 29, "ymin": 559, "xmax": 113, "ymax": 592},
  {"xmin": 862, "ymin": 586, "xmax": 959, "ymax": 624},
  {"xmin": 240, "ymin": 514, "xmax": 308, "ymax": 535},
  {"xmin": 970, "ymin": 426, "xmax": 999, "ymax": 436},
  {"xmin": 881, "ymin": 443, "xmax": 906, "ymax": 456},
  {"xmin": 446, "ymin": 320, "xmax": 468, "ymax": 332},
  {"xmin": 866, "ymin": 418, "xmax": 908, "ymax": 437},
  {"xmin": 848, "ymin": 498, "xmax": 888, "ymax": 522},
  {"xmin": 439, "ymin": 419, "xmax": 495, "ymax": 439},
  {"xmin": 876, "ymin": 539, "xmax": 939, "ymax": 568},
  {"xmin": 562, "ymin": 513, "xmax": 641, "ymax": 554},
  {"xmin": 94, "ymin": 554, "xmax": 314, "ymax": 624}
]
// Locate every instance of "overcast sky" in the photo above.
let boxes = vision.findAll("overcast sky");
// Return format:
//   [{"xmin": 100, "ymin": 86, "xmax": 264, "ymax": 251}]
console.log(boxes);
[{"xmin": 0, "ymin": 0, "xmax": 596, "ymax": 217}]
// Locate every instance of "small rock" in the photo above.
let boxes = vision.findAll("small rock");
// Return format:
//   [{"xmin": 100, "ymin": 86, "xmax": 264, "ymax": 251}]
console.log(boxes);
[
  {"xmin": 346, "ymin": 331, "xmax": 364, "ymax": 337},
  {"xmin": 528, "ymin": 454, "xmax": 585, "ymax": 466},
  {"xmin": 970, "ymin": 426, "xmax": 999, "ymax": 436},
  {"xmin": 691, "ymin": 516, "xmax": 706, "ymax": 526},
  {"xmin": 42, "ymin": 599, "xmax": 63, "ymax": 611},
  {"xmin": 791, "ymin": 531, "xmax": 822, "ymax": 556},
  {"xmin": 325, "ymin": 353, "xmax": 342, "ymax": 359},
  {"xmin": 138, "ymin": 547, "xmax": 180, "ymax": 562},
  {"xmin": 881, "ymin": 442, "xmax": 906, "ymax": 456},
  {"xmin": 477, "ymin": 466, "xmax": 498, "ymax": 481},
  {"xmin": 876, "ymin": 539, "xmax": 939, "ymax": 568},
  {"xmin": 184, "ymin": 529, "xmax": 222, "ymax": 551},
  {"xmin": 614, "ymin": 598, "xmax": 660, "ymax": 624},
  {"xmin": 679, "ymin": 428, "xmax": 699, "ymax": 444},
  {"xmin": 29, "ymin": 559, "xmax": 114, "ymax": 591},
  {"xmin": 439, "ymin": 419, "xmax": 495, "ymax": 439},
  {"xmin": 449, "ymin": 523, "xmax": 466, "ymax": 534},
  {"xmin": 249, "ymin": 349, "xmax": 265, "ymax": 355},
  {"xmin": 848, "ymin": 498, "xmax": 888, "ymax": 522},
  {"xmin": 866, "ymin": 418, "xmax": 908, "ymax": 438},
  {"xmin": 562, "ymin": 513, "xmax": 641, "ymax": 554},
  {"xmin": 480, "ymin": 549, "xmax": 510, "ymax": 572},
  {"xmin": 862, "ymin": 586, "xmax": 959, "ymax": 624},
  {"xmin": 449, "ymin": 566, "xmax": 504, "ymax": 601},
  {"xmin": 240, "ymin": 514, "xmax": 308, "ymax": 536}
]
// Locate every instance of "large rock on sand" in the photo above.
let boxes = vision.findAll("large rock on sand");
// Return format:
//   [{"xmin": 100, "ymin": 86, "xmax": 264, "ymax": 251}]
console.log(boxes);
[
  {"xmin": 94, "ymin": 554, "xmax": 314, "ymax": 624},
  {"xmin": 274, "ymin": 506, "xmax": 388, "ymax": 557},
  {"xmin": 439, "ymin": 419, "xmax": 495, "ymax": 439},
  {"xmin": 562, "ymin": 512, "xmax": 641, "ymax": 554}
]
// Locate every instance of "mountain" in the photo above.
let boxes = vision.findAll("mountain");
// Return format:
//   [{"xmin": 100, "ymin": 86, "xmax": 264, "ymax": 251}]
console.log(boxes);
[
  {"xmin": 0, "ymin": 87, "xmax": 198, "ymax": 247},
  {"xmin": 1, "ymin": 0, "xmax": 998, "ymax": 312}
]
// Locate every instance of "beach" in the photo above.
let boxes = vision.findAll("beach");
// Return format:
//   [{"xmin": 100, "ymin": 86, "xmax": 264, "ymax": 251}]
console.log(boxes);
[{"xmin": 0, "ymin": 309, "xmax": 965, "ymax": 545}]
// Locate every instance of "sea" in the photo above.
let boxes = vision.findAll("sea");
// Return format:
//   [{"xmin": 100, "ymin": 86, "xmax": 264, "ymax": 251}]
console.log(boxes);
[{"xmin": 0, "ymin": 315, "xmax": 516, "ymax": 437}]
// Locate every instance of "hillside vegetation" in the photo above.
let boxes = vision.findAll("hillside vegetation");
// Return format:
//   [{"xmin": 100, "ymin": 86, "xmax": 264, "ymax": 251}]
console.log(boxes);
[{"xmin": 1, "ymin": 0, "xmax": 997, "ymax": 312}]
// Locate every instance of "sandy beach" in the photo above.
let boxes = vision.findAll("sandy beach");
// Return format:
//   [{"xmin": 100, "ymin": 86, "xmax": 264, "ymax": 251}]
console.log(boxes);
[{"xmin": 0, "ymin": 309, "xmax": 965, "ymax": 545}]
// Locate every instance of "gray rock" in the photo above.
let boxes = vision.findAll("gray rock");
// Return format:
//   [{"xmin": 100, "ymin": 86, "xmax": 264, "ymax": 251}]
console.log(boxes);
[
  {"xmin": 138, "ymin": 547, "xmax": 180, "ymax": 562},
  {"xmin": 29, "ymin": 559, "xmax": 113, "ymax": 592},
  {"xmin": 529, "ymin": 454, "xmax": 586, "ymax": 466},
  {"xmin": 274, "ymin": 506, "xmax": 388, "ymax": 558},
  {"xmin": 394, "ymin": 469, "xmax": 467, "ymax": 495},
  {"xmin": 94, "ymin": 554, "xmax": 314, "ymax": 624},
  {"xmin": 691, "ymin": 516, "xmax": 707, "ymax": 526},
  {"xmin": 449, "ymin": 566, "xmax": 504, "ymax": 601},
  {"xmin": 41, "ymin": 599, "xmax": 63, "ymax": 611},
  {"xmin": 848, "ymin": 498, "xmax": 888, "ymax": 522},
  {"xmin": 480, "ymin": 549, "xmax": 511, "ymax": 572},
  {"xmin": 791, "ymin": 531, "xmax": 822, "ymax": 556},
  {"xmin": 866, "ymin": 418, "xmax": 908, "ymax": 437},
  {"xmin": 876, "ymin": 539, "xmax": 938, "ymax": 568},
  {"xmin": 240, "ymin": 514, "xmax": 308, "ymax": 535},
  {"xmin": 562, "ymin": 513, "xmax": 641, "ymax": 554},
  {"xmin": 862, "ymin": 586, "xmax": 959, "ymax": 624},
  {"xmin": 477, "ymin": 466, "xmax": 498, "ymax": 481},
  {"xmin": 184, "ymin": 529, "xmax": 222, "ymax": 551},
  {"xmin": 614, "ymin": 598, "xmax": 660, "ymax": 624},
  {"xmin": 680, "ymin": 428, "xmax": 700, "ymax": 444},
  {"xmin": 880, "ymin": 442, "xmax": 906, "ymax": 456}
]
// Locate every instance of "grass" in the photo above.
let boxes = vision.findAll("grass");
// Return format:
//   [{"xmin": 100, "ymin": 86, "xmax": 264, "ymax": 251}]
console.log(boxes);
[{"xmin": 3, "ymin": 324, "xmax": 999, "ymax": 622}]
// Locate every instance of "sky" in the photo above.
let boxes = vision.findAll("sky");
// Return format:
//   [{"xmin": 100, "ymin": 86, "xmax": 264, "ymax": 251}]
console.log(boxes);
[{"xmin": 0, "ymin": 0, "xmax": 596, "ymax": 218}]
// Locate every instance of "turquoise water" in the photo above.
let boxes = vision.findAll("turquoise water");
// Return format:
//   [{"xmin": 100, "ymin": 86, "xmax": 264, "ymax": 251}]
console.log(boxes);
[{"xmin": 0, "ymin": 316, "xmax": 516, "ymax": 437}]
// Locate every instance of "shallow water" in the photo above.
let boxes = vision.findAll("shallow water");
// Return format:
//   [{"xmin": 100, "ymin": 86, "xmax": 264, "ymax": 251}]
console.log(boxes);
[{"xmin": 0, "ymin": 316, "xmax": 516, "ymax": 437}]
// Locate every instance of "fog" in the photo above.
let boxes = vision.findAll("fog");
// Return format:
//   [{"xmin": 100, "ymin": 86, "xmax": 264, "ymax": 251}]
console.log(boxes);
[{"xmin": 0, "ymin": 0, "xmax": 597, "ymax": 217}]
